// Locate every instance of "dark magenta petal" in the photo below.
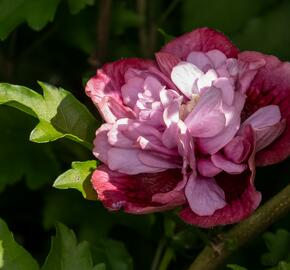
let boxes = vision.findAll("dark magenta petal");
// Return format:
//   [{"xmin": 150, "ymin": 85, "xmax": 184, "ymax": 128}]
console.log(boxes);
[
  {"xmin": 160, "ymin": 27, "xmax": 239, "ymax": 60},
  {"xmin": 92, "ymin": 165, "xmax": 185, "ymax": 214},
  {"xmin": 239, "ymin": 51, "xmax": 290, "ymax": 166}
]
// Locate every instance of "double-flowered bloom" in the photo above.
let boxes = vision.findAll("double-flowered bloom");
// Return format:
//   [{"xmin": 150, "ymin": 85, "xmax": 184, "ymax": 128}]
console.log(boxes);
[{"xmin": 86, "ymin": 28, "xmax": 290, "ymax": 227}]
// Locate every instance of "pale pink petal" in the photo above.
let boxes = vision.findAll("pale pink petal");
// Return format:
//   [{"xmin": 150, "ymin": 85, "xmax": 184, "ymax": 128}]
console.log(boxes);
[
  {"xmin": 171, "ymin": 62, "xmax": 203, "ymax": 98},
  {"xmin": 86, "ymin": 58, "xmax": 155, "ymax": 109},
  {"xmin": 223, "ymin": 135, "xmax": 251, "ymax": 163},
  {"xmin": 198, "ymin": 91, "xmax": 246, "ymax": 154},
  {"xmin": 137, "ymin": 136, "xmax": 179, "ymax": 156},
  {"xmin": 93, "ymin": 124, "xmax": 112, "ymax": 163},
  {"xmin": 180, "ymin": 126, "xmax": 261, "ymax": 228},
  {"xmin": 160, "ymin": 27, "xmax": 239, "ymax": 60},
  {"xmin": 159, "ymin": 88, "xmax": 181, "ymax": 107},
  {"xmin": 206, "ymin": 49, "xmax": 227, "ymax": 68},
  {"xmin": 186, "ymin": 51, "xmax": 213, "ymax": 71},
  {"xmin": 163, "ymin": 99, "xmax": 180, "ymax": 127},
  {"xmin": 98, "ymin": 96, "xmax": 136, "ymax": 123},
  {"xmin": 155, "ymin": 52, "xmax": 180, "ymax": 77},
  {"xmin": 185, "ymin": 88, "xmax": 226, "ymax": 138},
  {"xmin": 197, "ymin": 159, "xmax": 222, "ymax": 177},
  {"xmin": 213, "ymin": 77, "xmax": 235, "ymax": 105},
  {"xmin": 107, "ymin": 148, "xmax": 164, "ymax": 174},
  {"xmin": 162, "ymin": 123, "xmax": 178, "ymax": 149},
  {"xmin": 211, "ymin": 153, "xmax": 247, "ymax": 174},
  {"xmin": 185, "ymin": 174, "xmax": 227, "ymax": 216},
  {"xmin": 242, "ymin": 105, "xmax": 281, "ymax": 129},
  {"xmin": 138, "ymin": 151, "xmax": 181, "ymax": 169},
  {"xmin": 143, "ymin": 76, "xmax": 164, "ymax": 101},
  {"xmin": 180, "ymin": 183, "xmax": 261, "ymax": 228},
  {"xmin": 196, "ymin": 69, "xmax": 218, "ymax": 90},
  {"xmin": 92, "ymin": 165, "xmax": 184, "ymax": 214},
  {"xmin": 121, "ymin": 77, "xmax": 144, "ymax": 108},
  {"xmin": 255, "ymin": 119, "xmax": 286, "ymax": 152}
]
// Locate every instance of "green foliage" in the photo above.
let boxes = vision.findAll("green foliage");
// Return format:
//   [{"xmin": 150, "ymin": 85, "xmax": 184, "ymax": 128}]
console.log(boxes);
[
  {"xmin": 92, "ymin": 239, "xmax": 133, "ymax": 270},
  {"xmin": 0, "ymin": 82, "xmax": 97, "ymax": 149},
  {"xmin": 53, "ymin": 160, "xmax": 97, "ymax": 200},
  {"xmin": 0, "ymin": 217, "xmax": 133, "ymax": 270},
  {"xmin": 227, "ymin": 264, "xmax": 247, "ymax": 270},
  {"xmin": 0, "ymin": 0, "xmax": 95, "ymax": 40},
  {"xmin": 0, "ymin": 106, "xmax": 60, "ymax": 191},
  {"xmin": 42, "ymin": 222, "xmax": 97, "ymax": 270},
  {"xmin": 0, "ymin": 218, "xmax": 39, "ymax": 270},
  {"xmin": 261, "ymin": 229, "xmax": 290, "ymax": 266},
  {"xmin": 269, "ymin": 261, "xmax": 290, "ymax": 270}
]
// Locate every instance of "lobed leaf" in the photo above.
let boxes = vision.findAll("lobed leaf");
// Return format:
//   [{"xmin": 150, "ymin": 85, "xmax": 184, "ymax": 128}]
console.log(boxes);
[
  {"xmin": 42, "ymin": 223, "xmax": 96, "ymax": 270},
  {"xmin": 0, "ymin": 218, "xmax": 39, "ymax": 270},
  {"xmin": 53, "ymin": 160, "xmax": 98, "ymax": 200},
  {"xmin": 0, "ymin": 82, "xmax": 98, "ymax": 149}
]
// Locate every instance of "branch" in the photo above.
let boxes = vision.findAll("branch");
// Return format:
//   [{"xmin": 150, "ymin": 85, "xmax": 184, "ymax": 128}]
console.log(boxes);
[{"xmin": 188, "ymin": 183, "xmax": 290, "ymax": 270}]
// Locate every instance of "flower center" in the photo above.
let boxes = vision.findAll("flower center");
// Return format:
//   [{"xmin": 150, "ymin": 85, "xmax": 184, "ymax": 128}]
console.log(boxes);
[{"xmin": 179, "ymin": 94, "xmax": 200, "ymax": 120}]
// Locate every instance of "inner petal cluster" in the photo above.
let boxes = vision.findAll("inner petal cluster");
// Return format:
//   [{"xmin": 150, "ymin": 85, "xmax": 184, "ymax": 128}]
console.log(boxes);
[{"xmin": 93, "ymin": 48, "xmax": 284, "ymax": 217}]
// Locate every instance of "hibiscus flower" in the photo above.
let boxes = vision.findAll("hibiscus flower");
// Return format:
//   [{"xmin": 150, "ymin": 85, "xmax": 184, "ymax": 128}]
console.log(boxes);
[{"xmin": 85, "ymin": 28, "xmax": 290, "ymax": 228}]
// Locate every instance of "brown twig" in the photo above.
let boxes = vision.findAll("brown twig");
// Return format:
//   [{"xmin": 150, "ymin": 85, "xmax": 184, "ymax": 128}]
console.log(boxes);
[
  {"xmin": 187, "ymin": 183, "xmax": 290, "ymax": 270},
  {"xmin": 90, "ymin": 0, "xmax": 112, "ymax": 67}
]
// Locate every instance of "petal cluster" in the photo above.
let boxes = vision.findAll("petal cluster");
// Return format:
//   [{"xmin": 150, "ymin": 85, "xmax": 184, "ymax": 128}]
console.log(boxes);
[{"xmin": 86, "ymin": 28, "xmax": 290, "ymax": 227}]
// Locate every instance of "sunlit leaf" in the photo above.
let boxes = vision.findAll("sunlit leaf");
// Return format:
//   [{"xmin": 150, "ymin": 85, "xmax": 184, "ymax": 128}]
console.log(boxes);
[
  {"xmin": 0, "ymin": 82, "xmax": 98, "ymax": 149},
  {"xmin": 53, "ymin": 160, "xmax": 97, "ymax": 200}
]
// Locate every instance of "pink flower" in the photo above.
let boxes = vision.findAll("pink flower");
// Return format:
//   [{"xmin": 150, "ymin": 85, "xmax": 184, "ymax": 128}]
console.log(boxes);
[{"xmin": 86, "ymin": 28, "xmax": 290, "ymax": 228}]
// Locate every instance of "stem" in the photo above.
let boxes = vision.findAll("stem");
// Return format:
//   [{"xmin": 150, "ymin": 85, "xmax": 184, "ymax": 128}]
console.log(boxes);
[
  {"xmin": 151, "ymin": 238, "xmax": 166, "ymax": 270},
  {"xmin": 158, "ymin": 247, "xmax": 174, "ymax": 270},
  {"xmin": 188, "ymin": 183, "xmax": 290, "ymax": 270}
]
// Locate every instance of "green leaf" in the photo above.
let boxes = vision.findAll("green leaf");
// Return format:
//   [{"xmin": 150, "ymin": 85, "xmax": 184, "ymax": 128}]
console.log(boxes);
[
  {"xmin": 227, "ymin": 264, "xmax": 247, "ymax": 270},
  {"xmin": 92, "ymin": 239, "xmax": 133, "ymax": 270},
  {"xmin": 261, "ymin": 229, "xmax": 290, "ymax": 266},
  {"xmin": 92, "ymin": 264, "xmax": 106, "ymax": 270},
  {"xmin": 0, "ymin": 106, "xmax": 60, "ymax": 191},
  {"xmin": 42, "ymin": 223, "xmax": 97, "ymax": 270},
  {"xmin": 53, "ymin": 160, "xmax": 98, "ymax": 200},
  {"xmin": 269, "ymin": 261, "xmax": 290, "ymax": 270},
  {"xmin": 0, "ymin": 0, "xmax": 95, "ymax": 40},
  {"xmin": 67, "ymin": 0, "xmax": 94, "ymax": 14},
  {"xmin": 0, "ymin": 218, "xmax": 39, "ymax": 270},
  {"xmin": 0, "ymin": 82, "xmax": 98, "ymax": 149}
]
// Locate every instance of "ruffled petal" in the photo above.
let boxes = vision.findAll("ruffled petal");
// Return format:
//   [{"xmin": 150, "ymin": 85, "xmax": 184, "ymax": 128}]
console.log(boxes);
[
  {"xmin": 185, "ymin": 174, "xmax": 227, "ymax": 216},
  {"xmin": 93, "ymin": 123, "xmax": 112, "ymax": 163},
  {"xmin": 185, "ymin": 88, "xmax": 226, "ymax": 138},
  {"xmin": 179, "ymin": 125, "xmax": 261, "ymax": 228},
  {"xmin": 85, "ymin": 58, "xmax": 156, "ymax": 122},
  {"xmin": 171, "ymin": 62, "xmax": 203, "ymax": 98},
  {"xmin": 239, "ymin": 51, "xmax": 290, "ymax": 165},
  {"xmin": 160, "ymin": 27, "xmax": 239, "ymax": 60},
  {"xmin": 92, "ymin": 165, "xmax": 184, "ymax": 213}
]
